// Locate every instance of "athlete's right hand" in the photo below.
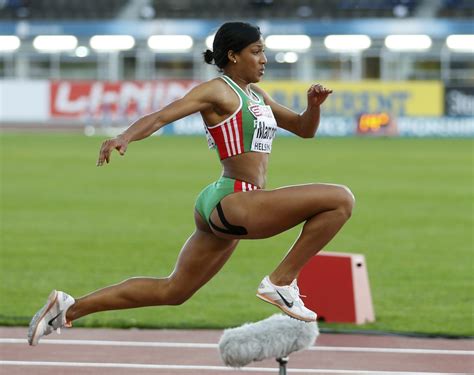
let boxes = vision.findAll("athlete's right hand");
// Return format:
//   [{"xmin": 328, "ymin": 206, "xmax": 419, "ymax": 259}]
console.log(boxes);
[{"xmin": 97, "ymin": 136, "xmax": 129, "ymax": 166}]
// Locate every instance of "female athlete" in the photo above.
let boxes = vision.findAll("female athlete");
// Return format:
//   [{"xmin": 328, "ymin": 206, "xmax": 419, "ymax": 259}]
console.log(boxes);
[{"xmin": 28, "ymin": 21, "xmax": 354, "ymax": 346}]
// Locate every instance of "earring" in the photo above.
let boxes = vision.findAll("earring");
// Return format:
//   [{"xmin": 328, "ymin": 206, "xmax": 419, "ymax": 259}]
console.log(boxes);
[{"xmin": 233, "ymin": 60, "xmax": 237, "ymax": 63}]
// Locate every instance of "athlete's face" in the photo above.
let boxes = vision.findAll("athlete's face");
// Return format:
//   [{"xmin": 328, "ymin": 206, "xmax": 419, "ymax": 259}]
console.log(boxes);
[{"xmin": 238, "ymin": 38, "xmax": 267, "ymax": 82}]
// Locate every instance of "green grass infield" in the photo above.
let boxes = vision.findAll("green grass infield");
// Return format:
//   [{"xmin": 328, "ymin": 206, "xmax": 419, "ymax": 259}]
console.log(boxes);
[{"xmin": 1, "ymin": 133, "xmax": 472, "ymax": 336}]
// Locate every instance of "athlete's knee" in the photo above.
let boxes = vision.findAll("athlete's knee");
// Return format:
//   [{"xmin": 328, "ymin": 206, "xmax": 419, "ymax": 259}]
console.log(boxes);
[
  {"xmin": 167, "ymin": 292, "xmax": 193, "ymax": 306},
  {"xmin": 161, "ymin": 277, "xmax": 195, "ymax": 306},
  {"xmin": 336, "ymin": 185, "xmax": 355, "ymax": 219}
]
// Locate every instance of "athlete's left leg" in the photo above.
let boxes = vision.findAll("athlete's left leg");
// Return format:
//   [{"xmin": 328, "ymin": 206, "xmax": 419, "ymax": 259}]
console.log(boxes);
[
  {"xmin": 205, "ymin": 183, "xmax": 354, "ymax": 321},
  {"xmin": 209, "ymin": 183, "xmax": 355, "ymax": 285}
]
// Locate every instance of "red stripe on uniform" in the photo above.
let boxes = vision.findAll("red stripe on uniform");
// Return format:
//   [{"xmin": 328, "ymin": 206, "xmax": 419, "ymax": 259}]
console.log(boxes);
[
  {"xmin": 209, "ymin": 126, "xmax": 229, "ymax": 159},
  {"xmin": 226, "ymin": 120, "xmax": 237, "ymax": 156},
  {"xmin": 221, "ymin": 123, "xmax": 233, "ymax": 157},
  {"xmin": 234, "ymin": 111, "xmax": 244, "ymax": 154},
  {"xmin": 234, "ymin": 180, "xmax": 243, "ymax": 192},
  {"xmin": 208, "ymin": 110, "xmax": 244, "ymax": 160},
  {"xmin": 233, "ymin": 180, "xmax": 259, "ymax": 192},
  {"xmin": 238, "ymin": 111, "xmax": 244, "ymax": 153}
]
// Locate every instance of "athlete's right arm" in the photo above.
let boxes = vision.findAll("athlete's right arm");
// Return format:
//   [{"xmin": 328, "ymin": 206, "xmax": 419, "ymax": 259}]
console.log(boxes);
[{"xmin": 97, "ymin": 80, "xmax": 218, "ymax": 166}]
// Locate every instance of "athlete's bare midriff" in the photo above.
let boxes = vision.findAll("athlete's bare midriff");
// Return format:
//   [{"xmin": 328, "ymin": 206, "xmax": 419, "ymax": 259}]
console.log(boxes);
[{"xmin": 221, "ymin": 152, "xmax": 268, "ymax": 189}]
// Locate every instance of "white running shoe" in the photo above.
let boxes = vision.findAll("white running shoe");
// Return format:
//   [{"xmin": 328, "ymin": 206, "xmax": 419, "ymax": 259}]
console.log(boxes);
[
  {"xmin": 256, "ymin": 276, "xmax": 317, "ymax": 322},
  {"xmin": 27, "ymin": 290, "xmax": 75, "ymax": 346}
]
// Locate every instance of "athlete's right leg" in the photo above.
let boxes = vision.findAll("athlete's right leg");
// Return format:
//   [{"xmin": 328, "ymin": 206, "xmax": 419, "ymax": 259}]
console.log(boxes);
[
  {"xmin": 209, "ymin": 183, "xmax": 354, "ymax": 281},
  {"xmin": 208, "ymin": 183, "xmax": 354, "ymax": 321},
  {"xmin": 66, "ymin": 213, "xmax": 238, "ymax": 321}
]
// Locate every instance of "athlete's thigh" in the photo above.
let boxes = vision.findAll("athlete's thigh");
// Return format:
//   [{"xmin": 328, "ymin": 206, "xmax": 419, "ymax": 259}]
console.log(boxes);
[
  {"xmin": 210, "ymin": 183, "xmax": 351, "ymax": 239},
  {"xmin": 168, "ymin": 211, "xmax": 239, "ymax": 296}
]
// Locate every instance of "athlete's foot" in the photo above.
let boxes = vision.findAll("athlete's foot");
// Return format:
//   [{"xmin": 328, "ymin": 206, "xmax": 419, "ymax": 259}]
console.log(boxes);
[
  {"xmin": 256, "ymin": 276, "xmax": 317, "ymax": 322},
  {"xmin": 27, "ymin": 290, "xmax": 75, "ymax": 346}
]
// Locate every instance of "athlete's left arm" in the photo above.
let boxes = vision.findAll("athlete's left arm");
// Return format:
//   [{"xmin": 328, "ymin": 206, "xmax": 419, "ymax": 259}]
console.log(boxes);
[{"xmin": 252, "ymin": 84, "xmax": 332, "ymax": 138}]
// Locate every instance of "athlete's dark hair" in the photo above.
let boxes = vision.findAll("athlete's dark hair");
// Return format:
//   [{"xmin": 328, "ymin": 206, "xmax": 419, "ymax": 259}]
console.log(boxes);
[{"xmin": 203, "ymin": 22, "xmax": 261, "ymax": 70}]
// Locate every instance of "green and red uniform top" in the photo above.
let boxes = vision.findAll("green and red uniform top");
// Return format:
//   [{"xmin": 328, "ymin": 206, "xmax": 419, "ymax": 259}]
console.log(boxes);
[{"xmin": 204, "ymin": 75, "xmax": 278, "ymax": 160}]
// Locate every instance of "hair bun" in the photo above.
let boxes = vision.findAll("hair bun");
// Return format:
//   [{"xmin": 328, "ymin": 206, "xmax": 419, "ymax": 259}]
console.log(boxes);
[{"xmin": 203, "ymin": 49, "xmax": 214, "ymax": 64}]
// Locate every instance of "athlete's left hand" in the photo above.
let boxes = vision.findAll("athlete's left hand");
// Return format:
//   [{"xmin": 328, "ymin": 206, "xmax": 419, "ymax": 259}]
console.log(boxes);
[{"xmin": 307, "ymin": 84, "xmax": 332, "ymax": 107}]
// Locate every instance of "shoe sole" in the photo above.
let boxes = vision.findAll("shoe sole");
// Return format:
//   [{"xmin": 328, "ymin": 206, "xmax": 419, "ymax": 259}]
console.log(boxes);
[
  {"xmin": 28, "ymin": 290, "xmax": 58, "ymax": 346},
  {"xmin": 256, "ymin": 293, "xmax": 316, "ymax": 323}
]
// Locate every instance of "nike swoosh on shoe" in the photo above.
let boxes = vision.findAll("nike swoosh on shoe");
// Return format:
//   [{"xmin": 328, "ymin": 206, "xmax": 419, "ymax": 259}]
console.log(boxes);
[
  {"xmin": 276, "ymin": 290, "xmax": 294, "ymax": 308},
  {"xmin": 47, "ymin": 312, "xmax": 62, "ymax": 327}
]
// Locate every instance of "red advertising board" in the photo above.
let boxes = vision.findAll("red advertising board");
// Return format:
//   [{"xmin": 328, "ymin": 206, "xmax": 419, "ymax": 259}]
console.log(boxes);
[{"xmin": 50, "ymin": 80, "xmax": 199, "ymax": 120}]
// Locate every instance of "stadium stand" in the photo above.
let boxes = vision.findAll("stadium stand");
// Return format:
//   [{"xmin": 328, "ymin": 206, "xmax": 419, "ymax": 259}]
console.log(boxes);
[
  {"xmin": 438, "ymin": 0, "xmax": 474, "ymax": 18},
  {"xmin": 0, "ymin": 0, "xmax": 128, "ymax": 20},
  {"xmin": 0, "ymin": 0, "xmax": 471, "ymax": 83},
  {"xmin": 1, "ymin": 0, "xmax": 472, "ymax": 20}
]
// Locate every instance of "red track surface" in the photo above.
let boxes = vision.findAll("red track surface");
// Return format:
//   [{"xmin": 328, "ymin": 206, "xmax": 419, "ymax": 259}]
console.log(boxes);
[{"xmin": 1, "ymin": 327, "xmax": 473, "ymax": 374}]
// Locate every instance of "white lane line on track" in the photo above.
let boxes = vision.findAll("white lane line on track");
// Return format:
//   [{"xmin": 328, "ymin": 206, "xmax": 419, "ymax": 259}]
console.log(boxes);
[
  {"xmin": 308, "ymin": 346, "xmax": 474, "ymax": 356},
  {"xmin": 1, "ymin": 338, "xmax": 473, "ymax": 356},
  {"xmin": 0, "ymin": 360, "xmax": 463, "ymax": 374}
]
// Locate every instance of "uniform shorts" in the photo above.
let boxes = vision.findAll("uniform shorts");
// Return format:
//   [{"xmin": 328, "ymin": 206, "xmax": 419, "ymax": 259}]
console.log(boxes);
[{"xmin": 195, "ymin": 176, "xmax": 260, "ymax": 225}]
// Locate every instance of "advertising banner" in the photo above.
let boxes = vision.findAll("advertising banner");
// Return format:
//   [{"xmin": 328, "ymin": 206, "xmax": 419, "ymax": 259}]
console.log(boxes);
[
  {"xmin": 396, "ymin": 117, "xmax": 474, "ymax": 137},
  {"xmin": 49, "ymin": 80, "xmax": 445, "ymax": 121},
  {"xmin": 2, "ymin": 79, "xmax": 472, "ymax": 137},
  {"xmin": 445, "ymin": 86, "xmax": 474, "ymax": 117},
  {"xmin": 165, "ymin": 116, "xmax": 474, "ymax": 138},
  {"xmin": 260, "ymin": 81, "xmax": 444, "ymax": 117},
  {"xmin": 50, "ymin": 80, "xmax": 199, "ymax": 120}
]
